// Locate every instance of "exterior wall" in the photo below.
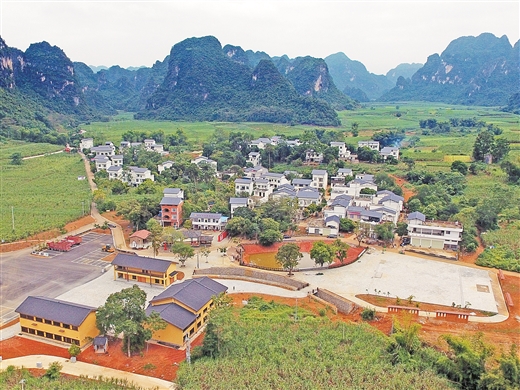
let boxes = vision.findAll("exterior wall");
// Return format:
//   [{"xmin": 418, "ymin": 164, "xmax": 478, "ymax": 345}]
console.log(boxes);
[
  {"xmin": 114, "ymin": 263, "xmax": 177, "ymax": 287},
  {"xmin": 19, "ymin": 311, "xmax": 98, "ymax": 347},
  {"xmin": 161, "ymin": 202, "xmax": 183, "ymax": 228},
  {"xmin": 150, "ymin": 322, "xmax": 185, "ymax": 346}
]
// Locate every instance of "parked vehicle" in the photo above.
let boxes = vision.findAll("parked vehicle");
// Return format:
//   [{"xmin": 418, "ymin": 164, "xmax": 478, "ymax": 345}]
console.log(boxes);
[
  {"xmin": 66, "ymin": 235, "xmax": 82, "ymax": 245},
  {"xmin": 48, "ymin": 240, "xmax": 73, "ymax": 252},
  {"xmin": 101, "ymin": 244, "xmax": 115, "ymax": 253}
]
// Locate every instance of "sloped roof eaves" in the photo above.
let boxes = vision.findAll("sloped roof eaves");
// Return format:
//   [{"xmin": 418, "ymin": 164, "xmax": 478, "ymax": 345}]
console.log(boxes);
[
  {"xmin": 151, "ymin": 278, "xmax": 228, "ymax": 311},
  {"xmin": 160, "ymin": 197, "xmax": 182, "ymax": 206},
  {"xmin": 146, "ymin": 303, "xmax": 196, "ymax": 331},
  {"xmin": 130, "ymin": 230, "xmax": 151, "ymax": 239},
  {"xmin": 15, "ymin": 296, "xmax": 95, "ymax": 327},
  {"xmin": 112, "ymin": 253, "xmax": 175, "ymax": 272}
]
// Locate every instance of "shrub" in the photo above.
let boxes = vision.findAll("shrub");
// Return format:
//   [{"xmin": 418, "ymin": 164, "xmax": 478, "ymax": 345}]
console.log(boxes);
[{"xmin": 361, "ymin": 307, "xmax": 376, "ymax": 321}]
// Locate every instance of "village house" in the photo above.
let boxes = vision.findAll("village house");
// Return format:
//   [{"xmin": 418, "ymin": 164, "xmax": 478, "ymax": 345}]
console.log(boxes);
[
  {"xmin": 128, "ymin": 166, "xmax": 154, "ymax": 186},
  {"xmin": 229, "ymin": 197, "xmax": 249, "ymax": 217},
  {"xmin": 129, "ymin": 229, "xmax": 152, "ymax": 249},
  {"xmin": 160, "ymin": 196, "xmax": 183, "ymax": 228},
  {"xmin": 146, "ymin": 277, "xmax": 228, "ymax": 346},
  {"xmin": 292, "ymin": 178, "xmax": 312, "ymax": 190},
  {"xmin": 244, "ymin": 165, "xmax": 269, "ymax": 179},
  {"xmin": 107, "ymin": 165, "xmax": 123, "ymax": 180},
  {"xmin": 252, "ymin": 178, "xmax": 272, "ymax": 202},
  {"xmin": 262, "ymin": 172, "xmax": 289, "ymax": 190},
  {"xmin": 191, "ymin": 156, "xmax": 218, "ymax": 173},
  {"xmin": 296, "ymin": 187, "xmax": 321, "ymax": 208},
  {"xmin": 311, "ymin": 169, "xmax": 328, "ymax": 190},
  {"xmin": 358, "ymin": 140, "xmax": 380, "ymax": 151},
  {"xmin": 79, "ymin": 138, "xmax": 94, "ymax": 150},
  {"xmin": 16, "ymin": 296, "xmax": 98, "ymax": 347},
  {"xmin": 112, "ymin": 253, "xmax": 179, "ymax": 287},
  {"xmin": 111, "ymin": 154, "xmax": 124, "ymax": 166},
  {"xmin": 91, "ymin": 143, "xmax": 115, "ymax": 157},
  {"xmin": 305, "ymin": 149, "xmax": 323, "ymax": 164},
  {"xmin": 406, "ymin": 212, "xmax": 463, "ymax": 250},
  {"xmin": 330, "ymin": 141, "xmax": 351, "ymax": 159},
  {"xmin": 94, "ymin": 155, "xmax": 112, "ymax": 171},
  {"xmin": 158, "ymin": 160, "xmax": 174, "ymax": 174},
  {"xmin": 380, "ymin": 146, "xmax": 400, "ymax": 160},
  {"xmin": 247, "ymin": 152, "xmax": 262, "ymax": 166},
  {"xmin": 235, "ymin": 177, "xmax": 254, "ymax": 196},
  {"xmin": 190, "ymin": 212, "xmax": 227, "ymax": 231}
]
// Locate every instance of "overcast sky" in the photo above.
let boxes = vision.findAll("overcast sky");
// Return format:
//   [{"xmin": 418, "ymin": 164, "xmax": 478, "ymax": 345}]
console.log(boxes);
[{"xmin": 1, "ymin": 0, "xmax": 518, "ymax": 75}]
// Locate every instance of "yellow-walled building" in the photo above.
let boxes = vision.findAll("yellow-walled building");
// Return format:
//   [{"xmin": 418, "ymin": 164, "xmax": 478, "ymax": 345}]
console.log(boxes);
[
  {"xmin": 112, "ymin": 253, "xmax": 178, "ymax": 287},
  {"xmin": 16, "ymin": 296, "xmax": 98, "ymax": 347},
  {"xmin": 146, "ymin": 277, "xmax": 228, "ymax": 346}
]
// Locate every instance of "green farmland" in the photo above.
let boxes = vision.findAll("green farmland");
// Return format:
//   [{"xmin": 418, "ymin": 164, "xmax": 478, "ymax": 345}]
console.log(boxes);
[{"xmin": 0, "ymin": 145, "xmax": 91, "ymax": 242}]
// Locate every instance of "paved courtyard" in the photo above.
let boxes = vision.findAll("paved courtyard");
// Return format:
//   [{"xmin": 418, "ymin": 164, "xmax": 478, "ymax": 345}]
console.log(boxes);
[
  {"xmin": 295, "ymin": 249, "xmax": 500, "ymax": 314},
  {"xmin": 56, "ymin": 246, "xmax": 501, "ymax": 315}
]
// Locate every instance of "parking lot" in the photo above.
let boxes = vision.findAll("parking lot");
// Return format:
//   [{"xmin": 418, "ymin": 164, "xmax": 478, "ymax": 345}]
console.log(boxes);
[{"xmin": 0, "ymin": 232, "xmax": 114, "ymax": 325}]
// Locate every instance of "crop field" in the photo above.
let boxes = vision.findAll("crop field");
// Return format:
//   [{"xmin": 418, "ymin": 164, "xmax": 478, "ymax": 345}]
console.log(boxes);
[
  {"xmin": 0, "ymin": 152, "xmax": 91, "ymax": 242},
  {"xmin": 0, "ymin": 141, "xmax": 63, "ymax": 161}
]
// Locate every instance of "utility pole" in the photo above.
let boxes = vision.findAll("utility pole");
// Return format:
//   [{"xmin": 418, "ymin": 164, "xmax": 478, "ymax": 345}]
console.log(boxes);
[
  {"xmin": 11, "ymin": 206, "xmax": 14, "ymax": 231},
  {"xmin": 82, "ymin": 201, "xmax": 85, "ymax": 216}
]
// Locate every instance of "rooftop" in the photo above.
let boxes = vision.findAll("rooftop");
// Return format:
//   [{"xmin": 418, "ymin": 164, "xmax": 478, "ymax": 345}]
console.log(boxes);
[
  {"xmin": 16, "ymin": 296, "xmax": 96, "ymax": 327},
  {"xmin": 112, "ymin": 253, "xmax": 177, "ymax": 273}
]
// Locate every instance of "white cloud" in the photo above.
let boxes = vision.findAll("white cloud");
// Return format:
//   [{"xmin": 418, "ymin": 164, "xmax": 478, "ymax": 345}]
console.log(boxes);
[{"xmin": 1, "ymin": 0, "xmax": 518, "ymax": 74}]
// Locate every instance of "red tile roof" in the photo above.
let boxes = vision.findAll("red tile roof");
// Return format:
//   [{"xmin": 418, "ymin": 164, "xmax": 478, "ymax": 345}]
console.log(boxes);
[{"xmin": 130, "ymin": 229, "xmax": 151, "ymax": 239}]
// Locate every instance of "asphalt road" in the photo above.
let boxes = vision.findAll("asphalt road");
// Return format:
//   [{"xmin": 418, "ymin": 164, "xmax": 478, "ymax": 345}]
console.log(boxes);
[{"xmin": 0, "ymin": 232, "xmax": 113, "ymax": 324}]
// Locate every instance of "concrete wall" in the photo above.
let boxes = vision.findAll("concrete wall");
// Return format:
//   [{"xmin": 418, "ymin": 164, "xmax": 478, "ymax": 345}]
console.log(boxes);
[{"xmin": 315, "ymin": 288, "xmax": 357, "ymax": 315}]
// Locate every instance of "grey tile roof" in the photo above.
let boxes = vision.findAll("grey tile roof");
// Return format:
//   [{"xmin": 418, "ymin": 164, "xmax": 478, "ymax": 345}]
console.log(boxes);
[
  {"xmin": 112, "ymin": 253, "xmax": 176, "ymax": 273},
  {"xmin": 190, "ymin": 212, "xmax": 223, "ymax": 219},
  {"xmin": 160, "ymin": 197, "xmax": 182, "ymax": 206},
  {"xmin": 150, "ymin": 277, "xmax": 228, "ymax": 312},
  {"xmin": 379, "ymin": 194, "xmax": 404, "ymax": 203},
  {"xmin": 361, "ymin": 210, "xmax": 383, "ymax": 219},
  {"xmin": 230, "ymin": 197, "xmax": 248, "ymax": 205},
  {"xmin": 292, "ymin": 179, "xmax": 312, "ymax": 185},
  {"xmin": 407, "ymin": 211, "xmax": 426, "ymax": 221},
  {"xmin": 107, "ymin": 166, "xmax": 122, "ymax": 172},
  {"xmin": 15, "ymin": 296, "xmax": 95, "ymax": 327},
  {"xmin": 325, "ymin": 215, "xmax": 341, "ymax": 224},
  {"xmin": 146, "ymin": 303, "xmax": 196, "ymax": 331},
  {"xmin": 235, "ymin": 178, "xmax": 253, "ymax": 184},
  {"xmin": 163, "ymin": 188, "xmax": 182, "ymax": 194},
  {"xmin": 312, "ymin": 169, "xmax": 327, "ymax": 175},
  {"xmin": 331, "ymin": 198, "xmax": 351, "ymax": 208}
]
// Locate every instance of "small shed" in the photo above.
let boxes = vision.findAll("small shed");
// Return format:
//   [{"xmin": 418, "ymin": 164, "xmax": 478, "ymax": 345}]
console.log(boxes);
[
  {"xmin": 93, "ymin": 336, "xmax": 108, "ymax": 354},
  {"xmin": 130, "ymin": 230, "xmax": 151, "ymax": 249}
]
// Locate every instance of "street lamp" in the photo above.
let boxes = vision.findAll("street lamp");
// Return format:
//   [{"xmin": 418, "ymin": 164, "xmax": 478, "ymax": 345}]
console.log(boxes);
[{"xmin": 19, "ymin": 379, "xmax": 26, "ymax": 390}]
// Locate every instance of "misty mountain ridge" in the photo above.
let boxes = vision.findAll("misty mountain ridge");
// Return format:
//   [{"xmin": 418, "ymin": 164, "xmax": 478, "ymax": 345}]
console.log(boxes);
[{"xmin": 0, "ymin": 32, "xmax": 518, "ymax": 135}]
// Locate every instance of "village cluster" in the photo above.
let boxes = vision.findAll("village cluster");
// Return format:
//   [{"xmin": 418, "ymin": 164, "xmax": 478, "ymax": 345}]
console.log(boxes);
[{"xmin": 81, "ymin": 135, "xmax": 463, "ymax": 250}]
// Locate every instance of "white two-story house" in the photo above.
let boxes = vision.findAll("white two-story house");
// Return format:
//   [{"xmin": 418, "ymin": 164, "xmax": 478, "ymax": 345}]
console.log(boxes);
[
  {"xmin": 311, "ymin": 170, "xmax": 328, "ymax": 190},
  {"xmin": 406, "ymin": 212, "xmax": 463, "ymax": 251}
]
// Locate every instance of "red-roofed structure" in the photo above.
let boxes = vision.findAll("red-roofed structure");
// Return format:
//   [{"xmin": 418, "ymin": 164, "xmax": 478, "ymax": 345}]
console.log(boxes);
[{"xmin": 130, "ymin": 230, "xmax": 151, "ymax": 249}]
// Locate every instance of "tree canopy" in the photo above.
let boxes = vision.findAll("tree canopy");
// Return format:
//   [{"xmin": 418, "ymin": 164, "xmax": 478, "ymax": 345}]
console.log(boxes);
[
  {"xmin": 275, "ymin": 243, "xmax": 303, "ymax": 275},
  {"xmin": 96, "ymin": 285, "xmax": 166, "ymax": 357}
]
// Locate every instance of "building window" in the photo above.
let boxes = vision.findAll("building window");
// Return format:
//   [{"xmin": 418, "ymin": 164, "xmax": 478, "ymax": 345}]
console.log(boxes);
[
  {"xmin": 37, "ymin": 330, "xmax": 44, "ymax": 337},
  {"xmin": 35, "ymin": 317, "xmax": 43, "ymax": 323},
  {"xmin": 132, "ymin": 275, "xmax": 137, "ymax": 280}
]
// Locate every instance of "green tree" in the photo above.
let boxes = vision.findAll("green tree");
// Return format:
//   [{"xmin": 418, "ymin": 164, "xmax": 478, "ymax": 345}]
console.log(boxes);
[
  {"xmin": 43, "ymin": 361, "xmax": 63, "ymax": 380},
  {"xmin": 375, "ymin": 222, "xmax": 395, "ymax": 244},
  {"xmin": 171, "ymin": 241, "xmax": 195, "ymax": 267},
  {"xmin": 310, "ymin": 241, "xmax": 334, "ymax": 267},
  {"xmin": 395, "ymin": 222, "xmax": 408, "ymax": 237},
  {"xmin": 332, "ymin": 239, "xmax": 349, "ymax": 264},
  {"xmin": 258, "ymin": 229, "xmax": 283, "ymax": 246},
  {"xmin": 96, "ymin": 285, "xmax": 166, "ymax": 357},
  {"xmin": 10, "ymin": 152, "xmax": 22, "ymax": 165},
  {"xmin": 473, "ymin": 131, "xmax": 495, "ymax": 162},
  {"xmin": 275, "ymin": 243, "xmax": 302, "ymax": 275},
  {"xmin": 451, "ymin": 160, "xmax": 468, "ymax": 176},
  {"xmin": 200, "ymin": 247, "xmax": 211, "ymax": 263},
  {"xmin": 146, "ymin": 218, "xmax": 163, "ymax": 257},
  {"xmin": 339, "ymin": 218, "xmax": 356, "ymax": 233},
  {"xmin": 162, "ymin": 226, "xmax": 185, "ymax": 246}
]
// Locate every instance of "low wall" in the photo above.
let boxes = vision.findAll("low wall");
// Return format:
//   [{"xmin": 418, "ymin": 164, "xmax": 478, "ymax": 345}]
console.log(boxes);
[
  {"xmin": 315, "ymin": 288, "xmax": 357, "ymax": 315},
  {"xmin": 193, "ymin": 267, "xmax": 309, "ymax": 291}
]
